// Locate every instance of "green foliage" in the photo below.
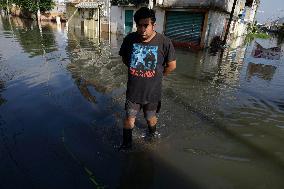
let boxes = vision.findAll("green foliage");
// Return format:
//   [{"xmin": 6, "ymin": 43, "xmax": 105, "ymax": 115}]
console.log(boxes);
[
  {"xmin": 0, "ymin": 0, "xmax": 9, "ymax": 9},
  {"xmin": 245, "ymin": 23, "xmax": 271, "ymax": 44},
  {"xmin": 0, "ymin": 0, "xmax": 55, "ymax": 13},
  {"xmin": 1, "ymin": 16, "xmax": 57, "ymax": 57}
]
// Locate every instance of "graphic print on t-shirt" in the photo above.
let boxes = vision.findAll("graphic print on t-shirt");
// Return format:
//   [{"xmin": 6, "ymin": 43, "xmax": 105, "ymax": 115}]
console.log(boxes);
[{"xmin": 130, "ymin": 44, "xmax": 158, "ymax": 78}]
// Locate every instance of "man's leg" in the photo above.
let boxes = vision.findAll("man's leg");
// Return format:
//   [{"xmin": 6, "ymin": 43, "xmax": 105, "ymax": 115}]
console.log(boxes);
[
  {"xmin": 124, "ymin": 117, "xmax": 136, "ymax": 129},
  {"xmin": 121, "ymin": 100, "xmax": 140, "ymax": 149},
  {"xmin": 143, "ymin": 102, "xmax": 160, "ymax": 136},
  {"xmin": 147, "ymin": 116, "xmax": 157, "ymax": 133},
  {"xmin": 121, "ymin": 117, "xmax": 136, "ymax": 149}
]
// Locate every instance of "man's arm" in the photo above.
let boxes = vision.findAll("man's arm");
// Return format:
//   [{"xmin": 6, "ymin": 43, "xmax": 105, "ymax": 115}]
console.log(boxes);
[
  {"xmin": 163, "ymin": 60, "xmax": 176, "ymax": 76},
  {"xmin": 119, "ymin": 34, "xmax": 130, "ymax": 67},
  {"xmin": 122, "ymin": 57, "xmax": 128, "ymax": 67}
]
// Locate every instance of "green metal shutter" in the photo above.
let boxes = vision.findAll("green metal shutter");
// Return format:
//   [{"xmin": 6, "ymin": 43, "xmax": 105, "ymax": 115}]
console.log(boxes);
[{"xmin": 165, "ymin": 11, "xmax": 205, "ymax": 45}]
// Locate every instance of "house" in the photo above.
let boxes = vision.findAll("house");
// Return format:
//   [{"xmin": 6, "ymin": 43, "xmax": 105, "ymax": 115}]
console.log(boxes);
[
  {"xmin": 110, "ymin": 0, "xmax": 259, "ymax": 48},
  {"xmin": 40, "ymin": 0, "xmax": 67, "ymax": 22},
  {"xmin": 66, "ymin": 0, "xmax": 110, "ymax": 37}
]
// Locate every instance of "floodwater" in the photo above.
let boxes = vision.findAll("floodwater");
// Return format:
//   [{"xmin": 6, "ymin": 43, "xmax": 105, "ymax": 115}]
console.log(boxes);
[{"xmin": 0, "ymin": 16, "xmax": 283, "ymax": 189}]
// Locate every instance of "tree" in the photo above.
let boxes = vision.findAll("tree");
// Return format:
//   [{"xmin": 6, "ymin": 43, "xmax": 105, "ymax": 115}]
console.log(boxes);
[
  {"xmin": 0, "ymin": 0, "xmax": 55, "ymax": 13},
  {"xmin": 18, "ymin": 0, "xmax": 55, "ymax": 13}
]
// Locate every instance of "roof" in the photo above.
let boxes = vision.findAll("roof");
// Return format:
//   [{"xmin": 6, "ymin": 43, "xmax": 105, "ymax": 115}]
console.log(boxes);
[
  {"xmin": 255, "ymin": 39, "xmax": 281, "ymax": 49},
  {"xmin": 75, "ymin": 2, "xmax": 104, "ymax": 8}
]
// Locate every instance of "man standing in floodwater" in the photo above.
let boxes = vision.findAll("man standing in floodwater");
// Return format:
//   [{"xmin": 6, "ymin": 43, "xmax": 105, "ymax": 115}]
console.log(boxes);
[{"xmin": 119, "ymin": 7, "xmax": 176, "ymax": 149}]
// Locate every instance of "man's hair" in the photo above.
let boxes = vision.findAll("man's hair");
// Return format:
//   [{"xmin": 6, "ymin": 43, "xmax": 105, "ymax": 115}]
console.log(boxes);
[{"xmin": 134, "ymin": 7, "xmax": 156, "ymax": 24}]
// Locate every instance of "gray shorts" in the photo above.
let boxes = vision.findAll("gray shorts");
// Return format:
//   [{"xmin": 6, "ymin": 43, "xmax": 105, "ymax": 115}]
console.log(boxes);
[{"xmin": 125, "ymin": 100, "xmax": 161, "ymax": 120}]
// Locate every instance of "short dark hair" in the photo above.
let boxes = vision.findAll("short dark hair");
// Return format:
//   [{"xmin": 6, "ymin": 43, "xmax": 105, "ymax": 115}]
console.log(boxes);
[{"xmin": 134, "ymin": 7, "xmax": 156, "ymax": 24}]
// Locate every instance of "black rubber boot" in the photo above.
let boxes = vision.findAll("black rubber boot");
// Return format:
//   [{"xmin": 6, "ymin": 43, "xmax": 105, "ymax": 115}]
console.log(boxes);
[
  {"xmin": 147, "ymin": 125, "xmax": 160, "ymax": 139},
  {"xmin": 148, "ymin": 125, "xmax": 156, "ymax": 134},
  {"xmin": 120, "ymin": 128, "xmax": 132, "ymax": 150}
]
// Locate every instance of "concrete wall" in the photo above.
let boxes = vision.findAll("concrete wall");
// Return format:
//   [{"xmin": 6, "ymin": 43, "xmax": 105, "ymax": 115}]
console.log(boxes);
[
  {"xmin": 110, "ymin": 6, "xmax": 124, "ymax": 35},
  {"xmin": 204, "ymin": 10, "xmax": 227, "ymax": 47},
  {"xmin": 244, "ymin": 0, "xmax": 258, "ymax": 23},
  {"xmin": 109, "ymin": 0, "xmax": 257, "ymax": 48},
  {"xmin": 160, "ymin": 0, "xmax": 254, "ymax": 18},
  {"xmin": 153, "ymin": 7, "xmax": 165, "ymax": 34},
  {"xmin": 50, "ymin": 4, "xmax": 66, "ymax": 13},
  {"xmin": 161, "ymin": 0, "xmax": 244, "ymax": 14},
  {"xmin": 66, "ymin": 3, "xmax": 81, "ymax": 28}
]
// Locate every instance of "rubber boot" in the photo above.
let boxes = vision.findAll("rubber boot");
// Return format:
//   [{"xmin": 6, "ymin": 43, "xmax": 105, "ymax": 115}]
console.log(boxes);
[
  {"xmin": 148, "ymin": 125, "xmax": 156, "ymax": 134},
  {"xmin": 147, "ymin": 125, "xmax": 160, "ymax": 139},
  {"xmin": 120, "ymin": 128, "xmax": 132, "ymax": 150}
]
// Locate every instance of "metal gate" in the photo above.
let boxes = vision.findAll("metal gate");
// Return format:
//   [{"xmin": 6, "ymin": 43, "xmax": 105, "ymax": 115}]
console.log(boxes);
[{"xmin": 165, "ymin": 11, "xmax": 205, "ymax": 46}]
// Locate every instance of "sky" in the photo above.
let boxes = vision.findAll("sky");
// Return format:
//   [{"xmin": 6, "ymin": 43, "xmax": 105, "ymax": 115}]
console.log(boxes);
[{"xmin": 256, "ymin": 0, "xmax": 284, "ymax": 23}]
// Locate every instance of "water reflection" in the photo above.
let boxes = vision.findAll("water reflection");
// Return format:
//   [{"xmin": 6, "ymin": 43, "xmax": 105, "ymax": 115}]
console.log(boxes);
[
  {"xmin": 0, "ymin": 80, "xmax": 6, "ymax": 106},
  {"xmin": 74, "ymin": 78, "xmax": 97, "ymax": 103},
  {"xmin": 66, "ymin": 29, "xmax": 127, "ymax": 96},
  {"xmin": 246, "ymin": 62, "xmax": 277, "ymax": 81},
  {"xmin": 1, "ymin": 16, "xmax": 58, "ymax": 57}
]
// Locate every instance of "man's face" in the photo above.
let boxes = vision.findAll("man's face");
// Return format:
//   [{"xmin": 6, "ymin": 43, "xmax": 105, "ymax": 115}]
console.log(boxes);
[{"xmin": 136, "ymin": 18, "xmax": 156, "ymax": 40}]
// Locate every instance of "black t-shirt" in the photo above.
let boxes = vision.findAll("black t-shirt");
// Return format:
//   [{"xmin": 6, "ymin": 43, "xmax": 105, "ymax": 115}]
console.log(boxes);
[{"xmin": 119, "ymin": 32, "xmax": 176, "ymax": 104}]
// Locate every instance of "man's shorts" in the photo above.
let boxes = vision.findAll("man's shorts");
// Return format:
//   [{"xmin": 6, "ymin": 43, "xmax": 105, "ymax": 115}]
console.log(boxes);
[{"xmin": 125, "ymin": 100, "xmax": 161, "ymax": 120}]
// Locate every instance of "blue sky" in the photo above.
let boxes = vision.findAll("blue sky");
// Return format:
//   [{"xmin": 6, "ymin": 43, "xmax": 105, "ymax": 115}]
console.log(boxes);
[{"xmin": 256, "ymin": 0, "xmax": 284, "ymax": 23}]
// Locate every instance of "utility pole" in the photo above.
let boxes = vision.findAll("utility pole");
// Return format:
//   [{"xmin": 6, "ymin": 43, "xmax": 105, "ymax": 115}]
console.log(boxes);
[
  {"xmin": 37, "ymin": 0, "xmax": 43, "ymax": 35},
  {"xmin": 98, "ymin": 3, "xmax": 101, "ymax": 42},
  {"xmin": 108, "ymin": 0, "xmax": 111, "ymax": 44},
  {"xmin": 6, "ymin": 0, "xmax": 9, "ymax": 15},
  {"xmin": 223, "ymin": 0, "xmax": 238, "ymax": 45},
  {"xmin": 37, "ymin": 0, "xmax": 41, "ymax": 23}
]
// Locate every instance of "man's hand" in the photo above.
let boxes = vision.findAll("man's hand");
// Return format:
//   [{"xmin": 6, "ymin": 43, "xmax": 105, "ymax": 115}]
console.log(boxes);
[{"xmin": 163, "ymin": 60, "xmax": 176, "ymax": 76}]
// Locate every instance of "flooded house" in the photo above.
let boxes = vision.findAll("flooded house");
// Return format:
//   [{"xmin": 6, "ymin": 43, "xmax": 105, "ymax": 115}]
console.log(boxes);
[
  {"xmin": 49, "ymin": 0, "xmax": 67, "ymax": 16},
  {"xmin": 110, "ymin": 0, "xmax": 259, "ymax": 48},
  {"xmin": 66, "ymin": 0, "xmax": 110, "ymax": 38},
  {"xmin": 38, "ymin": 0, "xmax": 67, "ymax": 22}
]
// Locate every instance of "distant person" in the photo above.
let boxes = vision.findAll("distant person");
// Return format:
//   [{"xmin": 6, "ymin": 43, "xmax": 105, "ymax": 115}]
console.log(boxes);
[{"xmin": 119, "ymin": 7, "xmax": 176, "ymax": 149}]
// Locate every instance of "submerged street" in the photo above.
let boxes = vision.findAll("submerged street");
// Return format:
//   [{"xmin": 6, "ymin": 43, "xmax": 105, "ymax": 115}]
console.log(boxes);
[{"xmin": 0, "ymin": 16, "xmax": 284, "ymax": 189}]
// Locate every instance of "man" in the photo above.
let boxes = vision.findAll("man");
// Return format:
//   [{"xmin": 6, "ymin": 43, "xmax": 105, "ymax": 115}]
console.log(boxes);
[{"xmin": 119, "ymin": 7, "xmax": 176, "ymax": 149}]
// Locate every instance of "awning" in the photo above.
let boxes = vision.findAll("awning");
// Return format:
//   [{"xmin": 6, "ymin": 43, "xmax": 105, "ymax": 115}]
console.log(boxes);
[{"xmin": 75, "ymin": 2, "xmax": 104, "ymax": 9}]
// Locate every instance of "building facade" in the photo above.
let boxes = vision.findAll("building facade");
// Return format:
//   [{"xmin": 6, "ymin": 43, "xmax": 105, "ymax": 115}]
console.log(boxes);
[
  {"xmin": 66, "ymin": 0, "xmax": 110, "ymax": 37},
  {"xmin": 110, "ymin": 0, "xmax": 259, "ymax": 48}
]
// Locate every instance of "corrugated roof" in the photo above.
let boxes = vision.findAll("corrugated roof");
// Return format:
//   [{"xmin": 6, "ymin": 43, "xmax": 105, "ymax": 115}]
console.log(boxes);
[
  {"xmin": 70, "ymin": 0, "xmax": 99, "ymax": 4},
  {"xmin": 75, "ymin": 2, "xmax": 102, "ymax": 8}
]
